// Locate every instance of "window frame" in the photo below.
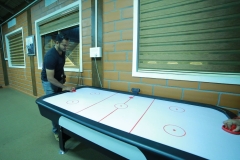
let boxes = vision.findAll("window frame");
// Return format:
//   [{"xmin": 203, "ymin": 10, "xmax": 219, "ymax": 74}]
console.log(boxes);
[
  {"xmin": 5, "ymin": 27, "xmax": 26, "ymax": 68},
  {"xmin": 1, "ymin": 26, "xmax": 8, "ymax": 60},
  {"xmin": 35, "ymin": 1, "xmax": 82, "ymax": 72},
  {"xmin": 132, "ymin": 0, "xmax": 240, "ymax": 85}
]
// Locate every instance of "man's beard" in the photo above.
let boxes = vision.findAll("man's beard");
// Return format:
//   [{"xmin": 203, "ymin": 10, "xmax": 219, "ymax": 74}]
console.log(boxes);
[{"xmin": 57, "ymin": 45, "xmax": 65, "ymax": 52}]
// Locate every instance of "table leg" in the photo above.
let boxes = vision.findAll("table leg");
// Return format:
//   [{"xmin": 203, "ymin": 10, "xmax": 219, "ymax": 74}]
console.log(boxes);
[{"xmin": 59, "ymin": 126, "xmax": 70, "ymax": 154}]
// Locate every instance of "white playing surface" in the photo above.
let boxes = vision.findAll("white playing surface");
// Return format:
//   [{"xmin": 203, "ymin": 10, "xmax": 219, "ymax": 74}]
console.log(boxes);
[{"xmin": 44, "ymin": 88, "xmax": 240, "ymax": 160}]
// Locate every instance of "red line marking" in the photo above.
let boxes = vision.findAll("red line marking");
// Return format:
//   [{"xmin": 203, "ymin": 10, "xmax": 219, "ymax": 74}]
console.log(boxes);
[
  {"xmin": 124, "ymin": 96, "xmax": 135, "ymax": 104},
  {"xmin": 129, "ymin": 99, "xmax": 155, "ymax": 133},
  {"xmin": 98, "ymin": 108, "xmax": 118, "ymax": 122},
  {"xmin": 99, "ymin": 96, "xmax": 134, "ymax": 122},
  {"xmin": 75, "ymin": 93, "xmax": 117, "ymax": 114}
]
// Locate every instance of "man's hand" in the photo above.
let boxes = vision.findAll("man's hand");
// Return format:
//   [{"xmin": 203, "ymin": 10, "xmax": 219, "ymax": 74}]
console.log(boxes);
[
  {"xmin": 63, "ymin": 86, "xmax": 75, "ymax": 92},
  {"xmin": 223, "ymin": 119, "xmax": 240, "ymax": 132}
]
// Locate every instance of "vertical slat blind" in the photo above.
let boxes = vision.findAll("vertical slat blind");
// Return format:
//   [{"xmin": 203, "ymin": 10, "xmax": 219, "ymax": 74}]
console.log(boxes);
[
  {"xmin": 139, "ymin": 0, "xmax": 240, "ymax": 73},
  {"xmin": 9, "ymin": 32, "xmax": 25, "ymax": 66}
]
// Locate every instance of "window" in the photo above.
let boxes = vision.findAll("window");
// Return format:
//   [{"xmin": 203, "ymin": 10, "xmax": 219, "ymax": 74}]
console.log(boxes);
[
  {"xmin": 42, "ymin": 26, "xmax": 80, "ymax": 69},
  {"xmin": 5, "ymin": 27, "xmax": 25, "ymax": 68},
  {"xmin": 133, "ymin": 0, "xmax": 240, "ymax": 85},
  {"xmin": 35, "ymin": 1, "xmax": 82, "ymax": 72}
]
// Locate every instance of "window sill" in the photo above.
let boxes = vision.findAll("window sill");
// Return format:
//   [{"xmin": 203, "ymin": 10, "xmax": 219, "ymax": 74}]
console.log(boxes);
[{"xmin": 132, "ymin": 70, "xmax": 240, "ymax": 85}]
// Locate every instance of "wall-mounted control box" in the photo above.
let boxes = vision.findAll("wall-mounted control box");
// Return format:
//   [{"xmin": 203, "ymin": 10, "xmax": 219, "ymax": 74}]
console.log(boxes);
[{"xmin": 90, "ymin": 47, "xmax": 102, "ymax": 58}]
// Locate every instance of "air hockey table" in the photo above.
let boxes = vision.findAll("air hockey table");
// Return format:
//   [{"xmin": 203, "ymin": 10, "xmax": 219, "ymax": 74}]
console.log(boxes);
[{"xmin": 36, "ymin": 86, "xmax": 239, "ymax": 160}]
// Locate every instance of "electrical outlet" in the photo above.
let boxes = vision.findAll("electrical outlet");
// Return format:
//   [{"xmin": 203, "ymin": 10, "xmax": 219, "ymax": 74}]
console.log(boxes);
[{"xmin": 90, "ymin": 47, "xmax": 102, "ymax": 58}]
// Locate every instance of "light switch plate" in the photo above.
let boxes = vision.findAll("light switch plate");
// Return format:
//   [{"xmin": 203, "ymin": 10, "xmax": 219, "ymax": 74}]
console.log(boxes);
[{"xmin": 90, "ymin": 47, "xmax": 102, "ymax": 57}]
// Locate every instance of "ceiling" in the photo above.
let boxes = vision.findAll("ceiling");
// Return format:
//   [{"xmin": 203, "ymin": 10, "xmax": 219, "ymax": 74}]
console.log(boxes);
[{"xmin": 0, "ymin": 0, "xmax": 36, "ymax": 25}]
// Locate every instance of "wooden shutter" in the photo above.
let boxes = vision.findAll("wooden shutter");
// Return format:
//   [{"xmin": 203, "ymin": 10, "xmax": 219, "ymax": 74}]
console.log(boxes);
[
  {"xmin": 139, "ymin": 0, "xmax": 240, "ymax": 73},
  {"xmin": 9, "ymin": 32, "xmax": 24, "ymax": 66},
  {"xmin": 39, "ymin": 8, "xmax": 79, "ymax": 35}
]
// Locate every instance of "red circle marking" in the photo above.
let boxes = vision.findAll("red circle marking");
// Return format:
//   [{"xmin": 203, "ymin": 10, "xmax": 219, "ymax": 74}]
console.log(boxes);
[
  {"xmin": 66, "ymin": 100, "xmax": 79, "ymax": 104},
  {"xmin": 163, "ymin": 124, "xmax": 186, "ymax": 137},
  {"xmin": 169, "ymin": 106, "xmax": 185, "ymax": 113}
]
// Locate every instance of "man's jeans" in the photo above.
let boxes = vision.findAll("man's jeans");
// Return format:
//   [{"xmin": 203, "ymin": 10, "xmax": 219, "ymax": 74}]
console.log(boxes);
[{"xmin": 42, "ymin": 80, "xmax": 62, "ymax": 134}]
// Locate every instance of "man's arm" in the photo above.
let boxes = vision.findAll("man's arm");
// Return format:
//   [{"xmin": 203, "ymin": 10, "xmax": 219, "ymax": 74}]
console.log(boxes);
[{"xmin": 46, "ymin": 69, "xmax": 73, "ymax": 91}]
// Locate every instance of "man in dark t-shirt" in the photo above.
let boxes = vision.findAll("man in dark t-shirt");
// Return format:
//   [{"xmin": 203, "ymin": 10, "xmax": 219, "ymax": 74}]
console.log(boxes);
[
  {"xmin": 41, "ymin": 33, "xmax": 75, "ymax": 141},
  {"xmin": 41, "ymin": 47, "xmax": 65, "ymax": 83}
]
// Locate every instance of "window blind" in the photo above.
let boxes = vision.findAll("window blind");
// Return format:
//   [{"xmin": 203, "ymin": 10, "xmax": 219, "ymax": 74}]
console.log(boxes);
[
  {"xmin": 9, "ymin": 32, "xmax": 24, "ymax": 66},
  {"xmin": 139, "ymin": 0, "xmax": 240, "ymax": 73},
  {"xmin": 39, "ymin": 8, "xmax": 79, "ymax": 35}
]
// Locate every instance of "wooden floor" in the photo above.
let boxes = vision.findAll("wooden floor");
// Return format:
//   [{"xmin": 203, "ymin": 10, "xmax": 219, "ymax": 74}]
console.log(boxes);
[{"xmin": 0, "ymin": 87, "xmax": 112, "ymax": 160}]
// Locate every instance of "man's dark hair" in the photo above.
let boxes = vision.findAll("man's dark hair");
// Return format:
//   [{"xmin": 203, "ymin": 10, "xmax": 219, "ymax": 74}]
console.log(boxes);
[{"xmin": 55, "ymin": 33, "xmax": 69, "ymax": 43}]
